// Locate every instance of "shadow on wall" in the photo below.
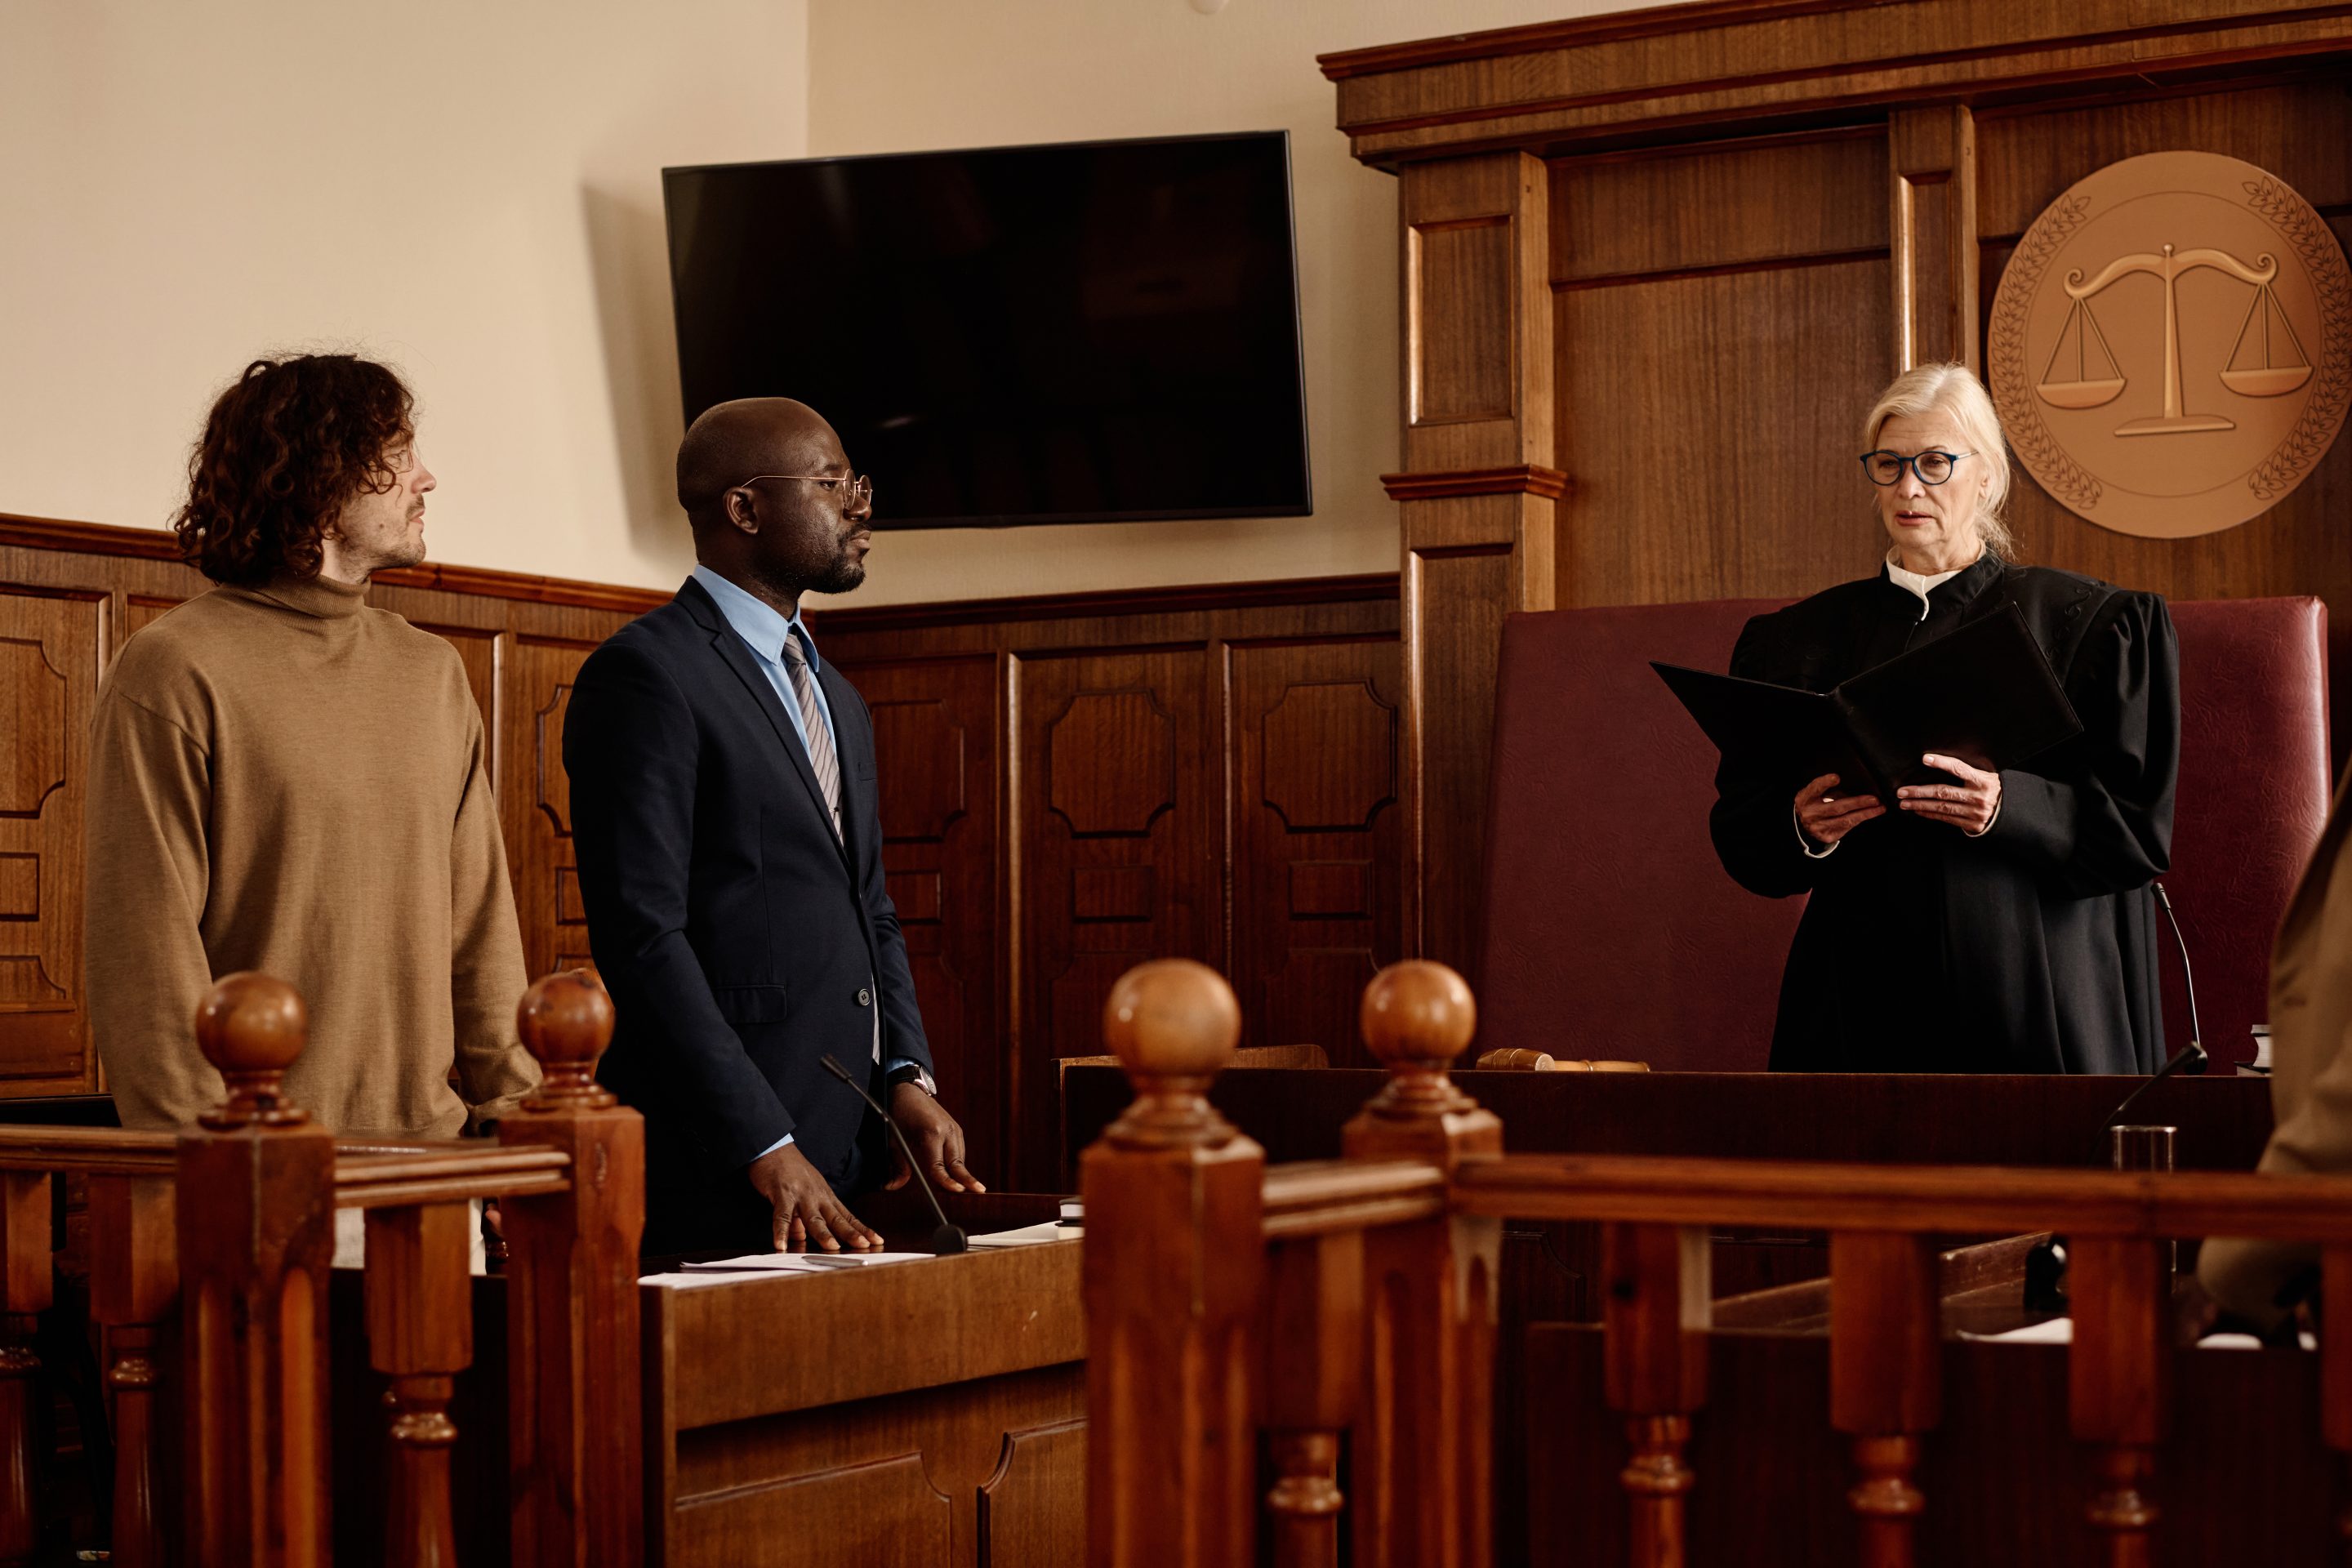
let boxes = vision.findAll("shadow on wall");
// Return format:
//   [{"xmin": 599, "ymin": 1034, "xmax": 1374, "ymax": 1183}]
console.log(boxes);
[{"xmin": 581, "ymin": 180, "xmax": 689, "ymax": 566}]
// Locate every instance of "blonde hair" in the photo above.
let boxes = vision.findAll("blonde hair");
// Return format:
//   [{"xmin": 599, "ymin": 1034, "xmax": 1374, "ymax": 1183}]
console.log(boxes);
[{"xmin": 1862, "ymin": 363, "xmax": 2017, "ymax": 561}]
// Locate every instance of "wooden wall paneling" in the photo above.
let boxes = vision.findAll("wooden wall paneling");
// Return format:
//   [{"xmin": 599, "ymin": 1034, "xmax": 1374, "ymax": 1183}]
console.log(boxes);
[
  {"xmin": 1891, "ymin": 105, "xmax": 1980, "ymax": 372},
  {"xmin": 1552, "ymin": 252, "xmax": 1898, "ymax": 607},
  {"xmin": 828, "ymin": 654, "xmax": 1004, "ymax": 1186},
  {"xmin": 122, "ymin": 596, "xmax": 186, "ymax": 640},
  {"xmin": 1388, "ymin": 151, "xmax": 1557, "ymax": 978},
  {"xmin": 1549, "ymin": 131, "xmax": 1897, "ymax": 612},
  {"xmin": 407, "ymin": 622, "xmax": 501, "ymax": 782},
  {"xmin": 1549, "ymin": 127, "xmax": 1890, "ymax": 286},
  {"xmin": 0, "ymin": 589, "xmax": 99, "ymax": 1090},
  {"xmin": 816, "ymin": 578, "xmax": 1400, "ymax": 1189},
  {"xmin": 1229, "ymin": 637, "xmax": 1404, "ymax": 1070},
  {"xmin": 1016, "ymin": 646, "xmax": 1214, "ymax": 1187},
  {"xmin": 498, "ymin": 634, "xmax": 602, "ymax": 984}
]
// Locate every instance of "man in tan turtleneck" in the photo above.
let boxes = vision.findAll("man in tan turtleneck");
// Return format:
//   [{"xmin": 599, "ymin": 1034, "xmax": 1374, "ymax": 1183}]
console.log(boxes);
[{"xmin": 85, "ymin": 354, "xmax": 539, "ymax": 1147}]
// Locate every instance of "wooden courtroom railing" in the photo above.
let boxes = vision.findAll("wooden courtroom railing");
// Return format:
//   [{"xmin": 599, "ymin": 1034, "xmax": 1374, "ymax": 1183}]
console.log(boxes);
[
  {"xmin": 0, "ymin": 968, "xmax": 643, "ymax": 1567},
  {"xmin": 1083, "ymin": 960, "xmax": 2352, "ymax": 1568}
]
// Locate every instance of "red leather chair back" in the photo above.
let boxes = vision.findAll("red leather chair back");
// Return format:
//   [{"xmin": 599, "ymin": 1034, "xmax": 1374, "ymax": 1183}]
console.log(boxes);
[
  {"xmin": 1477, "ymin": 594, "xmax": 2329, "ymax": 1071},
  {"xmin": 2164, "ymin": 597, "xmax": 2330, "ymax": 1066},
  {"xmin": 1479, "ymin": 599, "xmax": 1799, "ymax": 1070}
]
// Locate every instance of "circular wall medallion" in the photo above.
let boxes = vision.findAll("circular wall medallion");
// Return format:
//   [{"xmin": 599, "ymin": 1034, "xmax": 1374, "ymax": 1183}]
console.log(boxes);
[{"xmin": 1988, "ymin": 150, "xmax": 2352, "ymax": 538}]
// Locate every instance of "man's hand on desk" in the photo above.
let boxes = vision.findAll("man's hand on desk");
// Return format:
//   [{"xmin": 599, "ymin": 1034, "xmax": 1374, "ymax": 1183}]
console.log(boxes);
[
  {"xmin": 886, "ymin": 1082, "xmax": 986, "ymax": 1196},
  {"xmin": 747, "ymin": 1141, "xmax": 883, "ymax": 1253}
]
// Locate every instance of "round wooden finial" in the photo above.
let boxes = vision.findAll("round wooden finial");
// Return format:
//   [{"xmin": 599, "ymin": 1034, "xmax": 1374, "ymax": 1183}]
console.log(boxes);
[
  {"xmin": 1360, "ymin": 960, "xmax": 1478, "ymax": 1117},
  {"xmin": 1100, "ymin": 959, "xmax": 1241, "ymax": 1148},
  {"xmin": 517, "ymin": 969, "xmax": 617, "ymax": 1109},
  {"xmin": 194, "ymin": 972, "xmax": 310, "ymax": 1129}
]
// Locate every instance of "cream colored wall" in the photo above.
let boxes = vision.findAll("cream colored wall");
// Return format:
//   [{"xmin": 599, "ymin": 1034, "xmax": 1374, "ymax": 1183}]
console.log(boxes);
[
  {"xmin": 0, "ymin": 0, "xmax": 808, "ymax": 590},
  {"xmin": 804, "ymin": 0, "xmax": 1655, "ymax": 608},
  {"xmin": 3, "ymin": 1, "xmax": 1665, "ymax": 599}
]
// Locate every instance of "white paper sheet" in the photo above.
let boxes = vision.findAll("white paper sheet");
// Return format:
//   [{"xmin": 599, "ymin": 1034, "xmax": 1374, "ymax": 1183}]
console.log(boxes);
[{"xmin": 968, "ymin": 1221, "xmax": 1080, "ymax": 1249}]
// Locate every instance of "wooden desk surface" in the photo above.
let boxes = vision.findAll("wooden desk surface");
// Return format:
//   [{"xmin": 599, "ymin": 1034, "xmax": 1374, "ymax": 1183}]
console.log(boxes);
[
  {"xmin": 639, "ymin": 1189, "xmax": 1085, "ymax": 1568},
  {"xmin": 642, "ymin": 1236, "xmax": 1080, "ymax": 1428}
]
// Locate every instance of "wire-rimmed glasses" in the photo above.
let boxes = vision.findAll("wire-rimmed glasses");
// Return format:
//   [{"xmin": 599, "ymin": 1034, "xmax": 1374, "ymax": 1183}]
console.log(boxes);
[
  {"xmin": 734, "ymin": 472, "xmax": 875, "ymax": 510},
  {"xmin": 1860, "ymin": 449, "xmax": 1973, "ymax": 487}
]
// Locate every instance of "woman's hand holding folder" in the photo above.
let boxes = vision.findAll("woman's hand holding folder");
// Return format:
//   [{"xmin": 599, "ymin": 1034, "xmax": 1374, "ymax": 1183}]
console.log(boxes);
[{"xmin": 1795, "ymin": 772, "xmax": 1884, "ymax": 849}]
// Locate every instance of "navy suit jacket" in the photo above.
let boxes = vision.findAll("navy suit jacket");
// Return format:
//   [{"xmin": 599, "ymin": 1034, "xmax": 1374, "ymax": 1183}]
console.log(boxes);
[{"xmin": 564, "ymin": 575, "xmax": 932, "ymax": 1251}]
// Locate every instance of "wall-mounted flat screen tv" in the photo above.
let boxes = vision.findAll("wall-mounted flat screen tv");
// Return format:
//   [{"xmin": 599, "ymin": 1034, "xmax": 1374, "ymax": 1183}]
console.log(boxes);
[{"xmin": 662, "ymin": 131, "xmax": 1312, "ymax": 529}]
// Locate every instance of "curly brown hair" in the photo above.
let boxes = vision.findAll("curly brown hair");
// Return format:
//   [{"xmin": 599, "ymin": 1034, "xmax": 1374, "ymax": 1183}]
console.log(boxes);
[{"xmin": 172, "ymin": 355, "xmax": 416, "ymax": 586}]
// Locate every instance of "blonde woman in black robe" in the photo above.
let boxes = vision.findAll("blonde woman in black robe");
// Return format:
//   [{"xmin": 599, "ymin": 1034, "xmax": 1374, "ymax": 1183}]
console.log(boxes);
[{"xmin": 1709, "ymin": 363, "xmax": 2179, "ymax": 1073}]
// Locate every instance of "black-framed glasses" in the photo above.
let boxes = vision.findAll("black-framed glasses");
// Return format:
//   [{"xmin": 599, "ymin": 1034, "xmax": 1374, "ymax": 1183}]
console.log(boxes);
[
  {"xmin": 734, "ymin": 472, "xmax": 874, "ymax": 510},
  {"xmin": 1860, "ymin": 449, "xmax": 1973, "ymax": 487}
]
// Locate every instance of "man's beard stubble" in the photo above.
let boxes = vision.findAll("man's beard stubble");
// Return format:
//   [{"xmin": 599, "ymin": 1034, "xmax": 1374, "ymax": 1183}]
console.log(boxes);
[{"xmin": 811, "ymin": 547, "xmax": 866, "ymax": 596}]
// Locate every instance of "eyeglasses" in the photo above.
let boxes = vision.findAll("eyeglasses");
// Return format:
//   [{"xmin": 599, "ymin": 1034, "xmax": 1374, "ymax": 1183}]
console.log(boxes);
[
  {"xmin": 1860, "ymin": 449, "xmax": 1973, "ymax": 487},
  {"xmin": 733, "ymin": 472, "xmax": 874, "ymax": 510}
]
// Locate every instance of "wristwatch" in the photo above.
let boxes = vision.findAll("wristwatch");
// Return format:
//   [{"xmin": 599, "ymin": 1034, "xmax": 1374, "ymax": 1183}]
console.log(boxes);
[{"xmin": 884, "ymin": 1063, "xmax": 938, "ymax": 1097}]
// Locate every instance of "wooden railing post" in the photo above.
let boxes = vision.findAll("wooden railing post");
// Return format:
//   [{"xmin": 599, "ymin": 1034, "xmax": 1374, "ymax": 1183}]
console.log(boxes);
[
  {"xmin": 1265, "ymin": 1227, "xmax": 1364, "ymax": 1568},
  {"xmin": 1082, "ymin": 960, "xmax": 1264, "ymax": 1568},
  {"xmin": 364, "ymin": 1202, "xmax": 473, "ymax": 1568},
  {"xmin": 175, "ymin": 973, "xmax": 336, "ymax": 1568},
  {"xmin": 1829, "ymin": 1232, "xmax": 1940, "ymax": 1568},
  {"xmin": 1343, "ymin": 960, "xmax": 1500, "ymax": 1568},
  {"xmin": 88, "ymin": 1174, "xmax": 177, "ymax": 1568},
  {"xmin": 0, "ymin": 1169, "xmax": 49, "ymax": 1568},
  {"xmin": 497, "ymin": 971, "xmax": 644, "ymax": 1568},
  {"xmin": 1601, "ymin": 1222, "xmax": 1709, "ymax": 1568},
  {"xmin": 2068, "ymin": 1235, "xmax": 2171, "ymax": 1568}
]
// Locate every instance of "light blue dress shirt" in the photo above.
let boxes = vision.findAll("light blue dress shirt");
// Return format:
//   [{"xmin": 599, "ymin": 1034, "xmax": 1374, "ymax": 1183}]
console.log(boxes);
[{"xmin": 691, "ymin": 565, "xmax": 918, "ymax": 1160}]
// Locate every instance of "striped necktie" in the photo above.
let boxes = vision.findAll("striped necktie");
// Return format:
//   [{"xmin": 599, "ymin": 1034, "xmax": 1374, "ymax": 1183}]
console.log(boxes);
[{"xmin": 781, "ymin": 631, "xmax": 842, "ymax": 841}]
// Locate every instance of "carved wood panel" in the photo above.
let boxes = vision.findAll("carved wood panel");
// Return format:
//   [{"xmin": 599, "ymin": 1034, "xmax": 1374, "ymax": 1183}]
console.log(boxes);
[
  {"xmin": 817, "ymin": 581, "xmax": 1401, "ymax": 1191},
  {"xmin": 123, "ymin": 596, "xmax": 184, "ymax": 639},
  {"xmin": 498, "ymin": 635, "xmax": 599, "ymax": 983},
  {"xmin": 1018, "ymin": 648, "xmax": 1213, "ymax": 1181},
  {"xmin": 0, "ymin": 590, "xmax": 98, "ymax": 1085},
  {"xmin": 1232, "ymin": 642, "xmax": 1405, "ymax": 1070},
  {"xmin": 412, "ymin": 623, "xmax": 501, "ymax": 789},
  {"xmin": 829, "ymin": 655, "xmax": 1002, "ymax": 1186},
  {"xmin": 670, "ymin": 1452, "xmax": 953, "ymax": 1566},
  {"xmin": 977, "ymin": 1420, "xmax": 1085, "ymax": 1568}
]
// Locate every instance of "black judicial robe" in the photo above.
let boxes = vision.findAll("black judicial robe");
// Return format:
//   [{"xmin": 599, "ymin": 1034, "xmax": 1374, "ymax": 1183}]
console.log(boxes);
[{"xmin": 1709, "ymin": 555, "xmax": 2180, "ymax": 1075}]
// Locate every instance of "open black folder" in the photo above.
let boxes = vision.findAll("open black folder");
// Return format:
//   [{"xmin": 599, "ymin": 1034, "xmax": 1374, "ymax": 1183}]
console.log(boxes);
[{"xmin": 1651, "ymin": 603, "xmax": 2082, "ymax": 802}]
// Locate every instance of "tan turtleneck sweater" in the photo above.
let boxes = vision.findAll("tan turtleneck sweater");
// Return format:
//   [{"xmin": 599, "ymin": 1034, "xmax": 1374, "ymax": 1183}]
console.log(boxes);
[{"xmin": 86, "ymin": 574, "xmax": 539, "ymax": 1138}]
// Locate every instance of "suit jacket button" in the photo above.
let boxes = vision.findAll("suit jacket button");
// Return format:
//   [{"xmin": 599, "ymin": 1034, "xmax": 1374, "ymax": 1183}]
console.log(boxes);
[{"xmin": 858, "ymin": 987, "xmax": 872, "ymax": 1006}]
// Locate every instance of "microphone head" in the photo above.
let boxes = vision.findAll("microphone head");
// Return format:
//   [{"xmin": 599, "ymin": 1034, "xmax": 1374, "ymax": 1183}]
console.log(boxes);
[{"xmin": 931, "ymin": 1222, "xmax": 968, "ymax": 1256}]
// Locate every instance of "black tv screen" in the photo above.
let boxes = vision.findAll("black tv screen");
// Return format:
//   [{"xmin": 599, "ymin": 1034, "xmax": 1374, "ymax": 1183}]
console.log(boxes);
[{"xmin": 662, "ymin": 131, "xmax": 1312, "ymax": 529}]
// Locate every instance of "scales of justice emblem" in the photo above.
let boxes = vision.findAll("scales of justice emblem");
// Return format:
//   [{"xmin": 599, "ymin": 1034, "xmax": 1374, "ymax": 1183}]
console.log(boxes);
[{"xmin": 1989, "ymin": 151, "xmax": 2352, "ymax": 539}]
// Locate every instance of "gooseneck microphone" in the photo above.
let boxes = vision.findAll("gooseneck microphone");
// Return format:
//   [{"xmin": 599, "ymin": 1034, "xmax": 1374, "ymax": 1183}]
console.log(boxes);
[
  {"xmin": 821, "ymin": 1054, "xmax": 967, "ymax": 1255},
  {"xmin": 2101, "ymin": 880, "xmax": 2207, "ymax": 1132}
]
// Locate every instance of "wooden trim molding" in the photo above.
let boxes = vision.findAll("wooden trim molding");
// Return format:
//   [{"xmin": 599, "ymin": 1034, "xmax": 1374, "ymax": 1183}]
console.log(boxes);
[
  {"xmin": 0, "ymin": 513, "xmax": 670, "ymax": 616},
  {"xmin": 1319, "ymin": 0, "xmax": 2352, "ymax": 164},
  {"xmin": 812, "ymin": 572, "xmax": 1400, "ymax": 635},
  {"xmin": 1379, "ymin": 466, "xmax": 1567, "ymax": 503},
  {"xmin": 1318, "ymin": 0, "xmax": 1873, "ymax": 79},
  {"xmin": 371, "ymin": 562, "xmax": 667, "ymax": 616},
  {"xmin": 0, "ymin": 515, "xmax": 184, "ymax": 562}
]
